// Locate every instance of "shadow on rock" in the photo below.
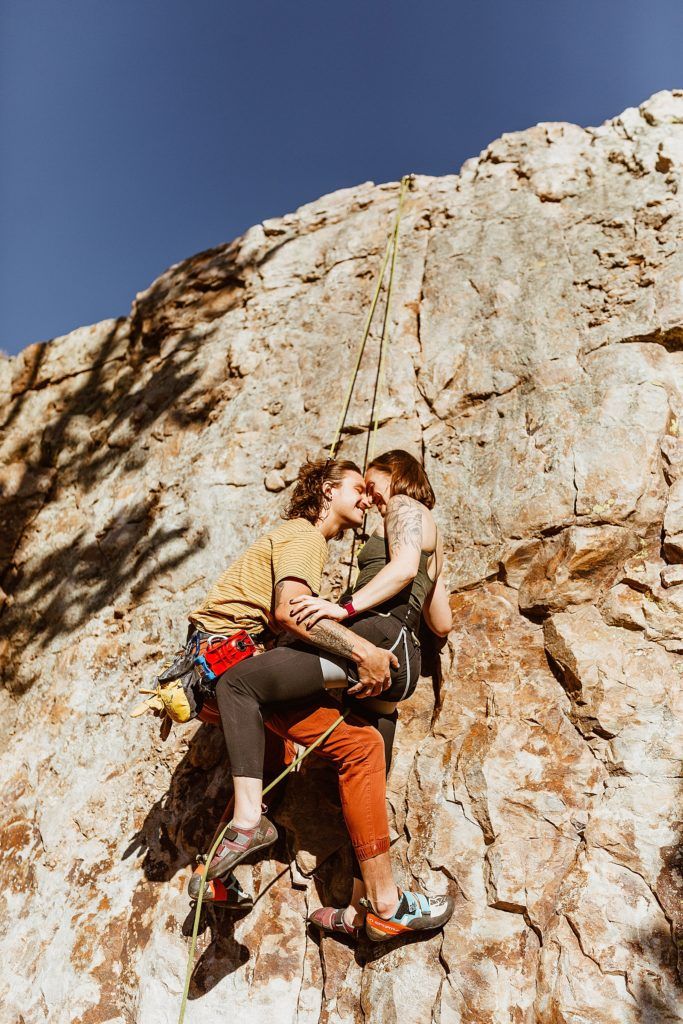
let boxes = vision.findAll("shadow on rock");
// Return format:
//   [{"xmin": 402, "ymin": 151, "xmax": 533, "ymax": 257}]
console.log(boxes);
[
  {"xmin": 0, "ymin": 317, "xmax": 222, "ymax": 687},
  {"xmin": 187, "ymin": 904, "xmax": 252, "ymax": 996},
  {"xmin": 631, "ymin": 793, "xmax": 683, "ymax": 1023},
  {"xmin": 123, "ymin": 724, "xmax": 231, "ymax": 883},
  {"xmin": 123, "ymin": 723, "xmax": 293, "ymax": 883}
]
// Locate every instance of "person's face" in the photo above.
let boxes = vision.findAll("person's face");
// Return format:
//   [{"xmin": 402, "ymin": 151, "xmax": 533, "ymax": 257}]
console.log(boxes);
[
  {"xmin": 326, "ymin": 471, "xmax": 371, "ymax": 527},
  {"xmin": 364, "ymin": 468, "xmax": 393, "ymax": 515}
]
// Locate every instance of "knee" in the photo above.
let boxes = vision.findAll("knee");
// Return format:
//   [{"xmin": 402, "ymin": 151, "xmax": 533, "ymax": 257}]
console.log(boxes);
[
  {"xmin": 343, "ymin": 727, "xmax": 385, "ymax": 774},
  {"xmin": 215, "ymin": 667, "xmax": 246, "ymax": 699}
]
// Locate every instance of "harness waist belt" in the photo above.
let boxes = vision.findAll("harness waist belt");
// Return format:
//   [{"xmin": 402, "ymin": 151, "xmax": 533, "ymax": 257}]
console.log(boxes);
[{"xmin": 403, "ymin": 604, "xmax": 421, "ymax": 633}]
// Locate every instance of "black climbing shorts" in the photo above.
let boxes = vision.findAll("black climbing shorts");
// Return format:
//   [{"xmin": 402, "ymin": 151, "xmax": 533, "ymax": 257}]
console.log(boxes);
[{"xmin": 345, "ymin": 610, "xmax": 421, "ymax": 703}]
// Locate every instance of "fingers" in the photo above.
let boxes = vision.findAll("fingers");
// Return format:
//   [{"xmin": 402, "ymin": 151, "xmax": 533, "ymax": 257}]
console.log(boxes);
[
  {"xmin": 293, "ymin": 607, "xmax": 316, "ymax": 625},
  {"xmin": 291, "ymin": 602, "xmax": 322, "ymax": 623},
  {"xmin": 289, "ymin": 601, "xmax": 312, "ymax": 617},
  {"xmin": 302, "ymin": 610, "xmax": 326, "ymax": 629},
  {"xmin": 348, "ymin": 675, "xmax": 390, "ymax": 698},
  {"xmin": 296, "ymin": 606, "xmax": 330, "ymax": 627},
  {"xmin": 349, "ymin": 684, "xmax": 375, "ymax": 698},
  {"xmin": 390, "ymin": 653, "xmax": 399, "ymax": 669}
]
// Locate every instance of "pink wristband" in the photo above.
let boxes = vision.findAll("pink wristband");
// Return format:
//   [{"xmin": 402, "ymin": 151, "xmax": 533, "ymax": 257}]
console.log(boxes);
[{"xmin": 342, "ymin": 599, "xmax": 356, "ymax": 619}]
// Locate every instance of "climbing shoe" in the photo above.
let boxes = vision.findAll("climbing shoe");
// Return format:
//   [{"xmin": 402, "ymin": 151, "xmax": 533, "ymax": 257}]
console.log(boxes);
[
  {"xmin": 205, "ymin": 814, "xmax": 277, "ymax": 880},
  {"xmin": 188, "ymin": 864, "xmax": 253, "ymax": 909},
  {"xmin": 308, "ymin": 906, "xmax": 362, "ymax": 940},
  {"xmin": 361, "ymin": 890, "xmax": 454, "ymax": 942}
]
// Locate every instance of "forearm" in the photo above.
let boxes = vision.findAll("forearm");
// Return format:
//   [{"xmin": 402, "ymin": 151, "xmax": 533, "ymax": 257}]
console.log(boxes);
[
  {"xmin": 349, "ymin": 560, "xmax": 415, "ymax": 614},
  {"xmin": 422, "ymin": 576, "xmax": 452, "ymax": 637},
  {"xmin": 281, "ymin": 615, "xmax": 371, "ymax": 663}
]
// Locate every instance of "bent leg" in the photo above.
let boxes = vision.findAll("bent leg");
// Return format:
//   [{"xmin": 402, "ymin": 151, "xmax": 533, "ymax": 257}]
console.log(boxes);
[
  {"xmin": 345, "ymin": 704, "xmax": 397, "ymax": 882},
  {"xmin": 266, "ymin": 698, "xmax": 401, "ymax": 923},
  {"xmin": 265, "ymin": 697, "xmax": 391, "ymax": 862},
  {"xmin": 216, "ymin": 644, "xmax": 331, "ymax": 827},
  {"xmin": 215, "ymin": 643, "xmax": 328, "ymax": 779}
]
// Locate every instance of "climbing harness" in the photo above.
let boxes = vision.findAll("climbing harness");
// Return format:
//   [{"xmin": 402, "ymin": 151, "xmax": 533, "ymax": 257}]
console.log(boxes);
[
  {"xmin": 131, "ymin": 630, "xmax": 258, "ymax": 727},
  {"xmin": 177, "ymin": 176, "xmax": 411, "ymax": 1024}
]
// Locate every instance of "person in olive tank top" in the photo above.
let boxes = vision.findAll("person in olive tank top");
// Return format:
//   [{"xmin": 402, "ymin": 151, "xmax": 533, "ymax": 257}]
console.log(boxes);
[{"xmin": 290, "ymin": 448, "xmax": 452, "ymax": 710}]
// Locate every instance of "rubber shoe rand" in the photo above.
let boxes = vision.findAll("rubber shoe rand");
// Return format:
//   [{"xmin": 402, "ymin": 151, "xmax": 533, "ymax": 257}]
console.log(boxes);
[
  {"xmin": 205, "ymin": 814, "xmax": 278, "ymax": 880},
  {"xmin": 361, "ymin": 891, "xmax": 454, "ymax": 942},
  {"xmin": 187, "ymin": 864, "xmax": 253, "ymax": 909}
]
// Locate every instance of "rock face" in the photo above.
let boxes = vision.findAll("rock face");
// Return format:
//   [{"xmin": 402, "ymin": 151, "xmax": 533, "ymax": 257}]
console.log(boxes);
[{"xmin": 1, "ymin": 91, "xmax": 683, "ymax": 1023}]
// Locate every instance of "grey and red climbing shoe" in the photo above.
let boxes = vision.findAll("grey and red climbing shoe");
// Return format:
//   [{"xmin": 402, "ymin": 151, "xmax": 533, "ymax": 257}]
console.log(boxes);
[
  {"xmin": 308, "ymin": 906, "xmax": 362, "ymax": 940},
  {"xmin": 361, "ymin": 890, "xmax": 454, "ymax": 943},
  {"xmin": 205, "ymin": 814, "xmax": 277, "ymax": 880},
  {"xmin": 187, "ymin": 864, "xmax": 253, "ymax": 909}
]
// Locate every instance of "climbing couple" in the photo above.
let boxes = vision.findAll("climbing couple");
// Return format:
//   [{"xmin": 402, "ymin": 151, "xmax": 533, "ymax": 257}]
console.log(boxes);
[{"xmin": 184, "ymin": 449, "xmax": 454, "ymax": 942}]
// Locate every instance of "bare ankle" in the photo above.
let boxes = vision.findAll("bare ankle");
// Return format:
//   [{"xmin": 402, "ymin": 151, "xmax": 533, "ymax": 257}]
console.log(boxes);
[
  {"xmin": 230, "ymin": 814, "xmax": 261, "ymax": 830},
  {"xmin": 372, "ymin": 888, "xmax": 400, "ymax": 919}
]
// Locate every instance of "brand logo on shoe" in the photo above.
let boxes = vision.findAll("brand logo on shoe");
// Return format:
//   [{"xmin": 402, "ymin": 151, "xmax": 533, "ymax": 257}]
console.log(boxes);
[{"xmin": 366, "ymin": 912, "xmax": 406, "ymax": 936}]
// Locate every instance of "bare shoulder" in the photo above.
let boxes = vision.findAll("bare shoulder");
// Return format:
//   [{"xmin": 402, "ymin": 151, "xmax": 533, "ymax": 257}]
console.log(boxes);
[
  {"xmin": 385, "ymin": 494, "xmax": 425, "ymax": 551},
  {"xmin": 385, "ymin": 493, "xmax": 422, "ymax": 512}
]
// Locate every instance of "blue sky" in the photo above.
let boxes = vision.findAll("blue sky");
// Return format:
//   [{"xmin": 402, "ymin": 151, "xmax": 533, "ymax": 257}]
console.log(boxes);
[{"xmin": 1, "ymin": 0, "xmax": 681, "ymax": 356}]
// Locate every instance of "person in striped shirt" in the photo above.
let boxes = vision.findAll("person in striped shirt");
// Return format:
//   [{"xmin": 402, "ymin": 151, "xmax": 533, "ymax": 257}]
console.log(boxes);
[{"xmin": 189, "ymin": 455, "xmax": 453, "ymax": 943}]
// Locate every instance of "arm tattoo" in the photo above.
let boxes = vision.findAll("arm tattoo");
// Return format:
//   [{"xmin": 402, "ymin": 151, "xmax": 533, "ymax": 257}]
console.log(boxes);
[
  {"xmin": 307, "ymin": 620, "xmax": 355, "ymax": 659},
  {"xmin": 385, "ymin": 495, "xmax": 423, "ymax": 555},
  {"xmin": 273, "ymin": 581, "xmax": 353, "ymax": 657}
]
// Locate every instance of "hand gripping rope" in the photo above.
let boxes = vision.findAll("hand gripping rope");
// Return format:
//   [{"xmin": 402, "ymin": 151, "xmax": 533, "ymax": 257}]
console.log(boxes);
[{"xmin": 178, "ymin": 175, "xmax": 410, "ymax": 1024}]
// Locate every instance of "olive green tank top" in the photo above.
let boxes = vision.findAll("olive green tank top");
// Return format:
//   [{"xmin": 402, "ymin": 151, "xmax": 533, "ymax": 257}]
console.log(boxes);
[{"xmin": 351, "ymin": 532, "xmax": 435, "ymax": 622}]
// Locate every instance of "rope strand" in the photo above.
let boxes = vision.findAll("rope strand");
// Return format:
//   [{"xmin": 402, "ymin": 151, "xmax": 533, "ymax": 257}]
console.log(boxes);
[
  {"xmin": 178, "ymin": 710, "xmax": 349, "ymax": 1024},
  {"xmin": 329, "ymin": 176, "xmax": 409, "ymax": 460},
  {"xmin": 178, "ymin": 175, "xmax": 410, "ymax": 1024},
  {"xmin": 345, "ymin": 175, "xmax": 409, "ymax": 587},
  {"xmin": 328, "ymin": 234, "xmax": 393, "ymax": 460}
]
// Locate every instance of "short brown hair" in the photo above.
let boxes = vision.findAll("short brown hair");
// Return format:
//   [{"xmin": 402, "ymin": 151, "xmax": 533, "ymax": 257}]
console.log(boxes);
[
  {"xmin": 367, "ymin": 449, "xmax": 435, "ymax": 509},
  {"xmin": 283, "ymin": 458, "xmax": 362, "ymax": 524}
]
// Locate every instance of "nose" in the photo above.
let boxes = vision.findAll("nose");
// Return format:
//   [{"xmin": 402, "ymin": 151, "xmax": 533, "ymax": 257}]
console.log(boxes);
[{"xmin": 360, "ymin": 493, "xmax": 372, "ymax": 509}]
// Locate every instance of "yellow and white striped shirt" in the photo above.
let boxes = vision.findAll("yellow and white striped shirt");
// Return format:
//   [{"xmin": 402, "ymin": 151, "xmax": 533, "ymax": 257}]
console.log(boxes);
[{"xmin": 189, "ymin": 518, "xmax": 328, "ymax": 637}]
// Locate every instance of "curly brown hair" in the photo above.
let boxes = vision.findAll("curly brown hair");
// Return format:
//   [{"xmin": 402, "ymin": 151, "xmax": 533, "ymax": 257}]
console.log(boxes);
[
  {"xmin": 367, "ymin": 449, "xmax": 436, "ymax": 509},
  {"xmin": 282, "ymin": 458, "xmax": 362, "ymax": 524}
]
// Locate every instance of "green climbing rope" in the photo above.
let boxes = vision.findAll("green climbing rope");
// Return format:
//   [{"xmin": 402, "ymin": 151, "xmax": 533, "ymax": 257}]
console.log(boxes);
[
  {"xmin": 178, "ymin": 174, "xmax": 411, "ymax": 1023},
  {"xmin": 328, "ymin": 174, "xmax": 410, "ymax": 462},
  {"xmin": 178, "ymin": 709, "xmax": 350, "ymax": 1024}
]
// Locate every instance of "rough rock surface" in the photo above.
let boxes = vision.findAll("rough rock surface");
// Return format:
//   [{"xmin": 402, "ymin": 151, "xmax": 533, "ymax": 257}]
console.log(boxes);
[{"xmin": 2, "ymin": 92, "xmax": 683, "ymax": 1023}]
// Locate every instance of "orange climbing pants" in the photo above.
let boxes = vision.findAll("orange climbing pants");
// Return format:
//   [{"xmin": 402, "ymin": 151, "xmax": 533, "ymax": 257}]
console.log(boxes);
[{"xmin": 264, "ymin": 696, "xmax": 390, "ymax": 862}]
